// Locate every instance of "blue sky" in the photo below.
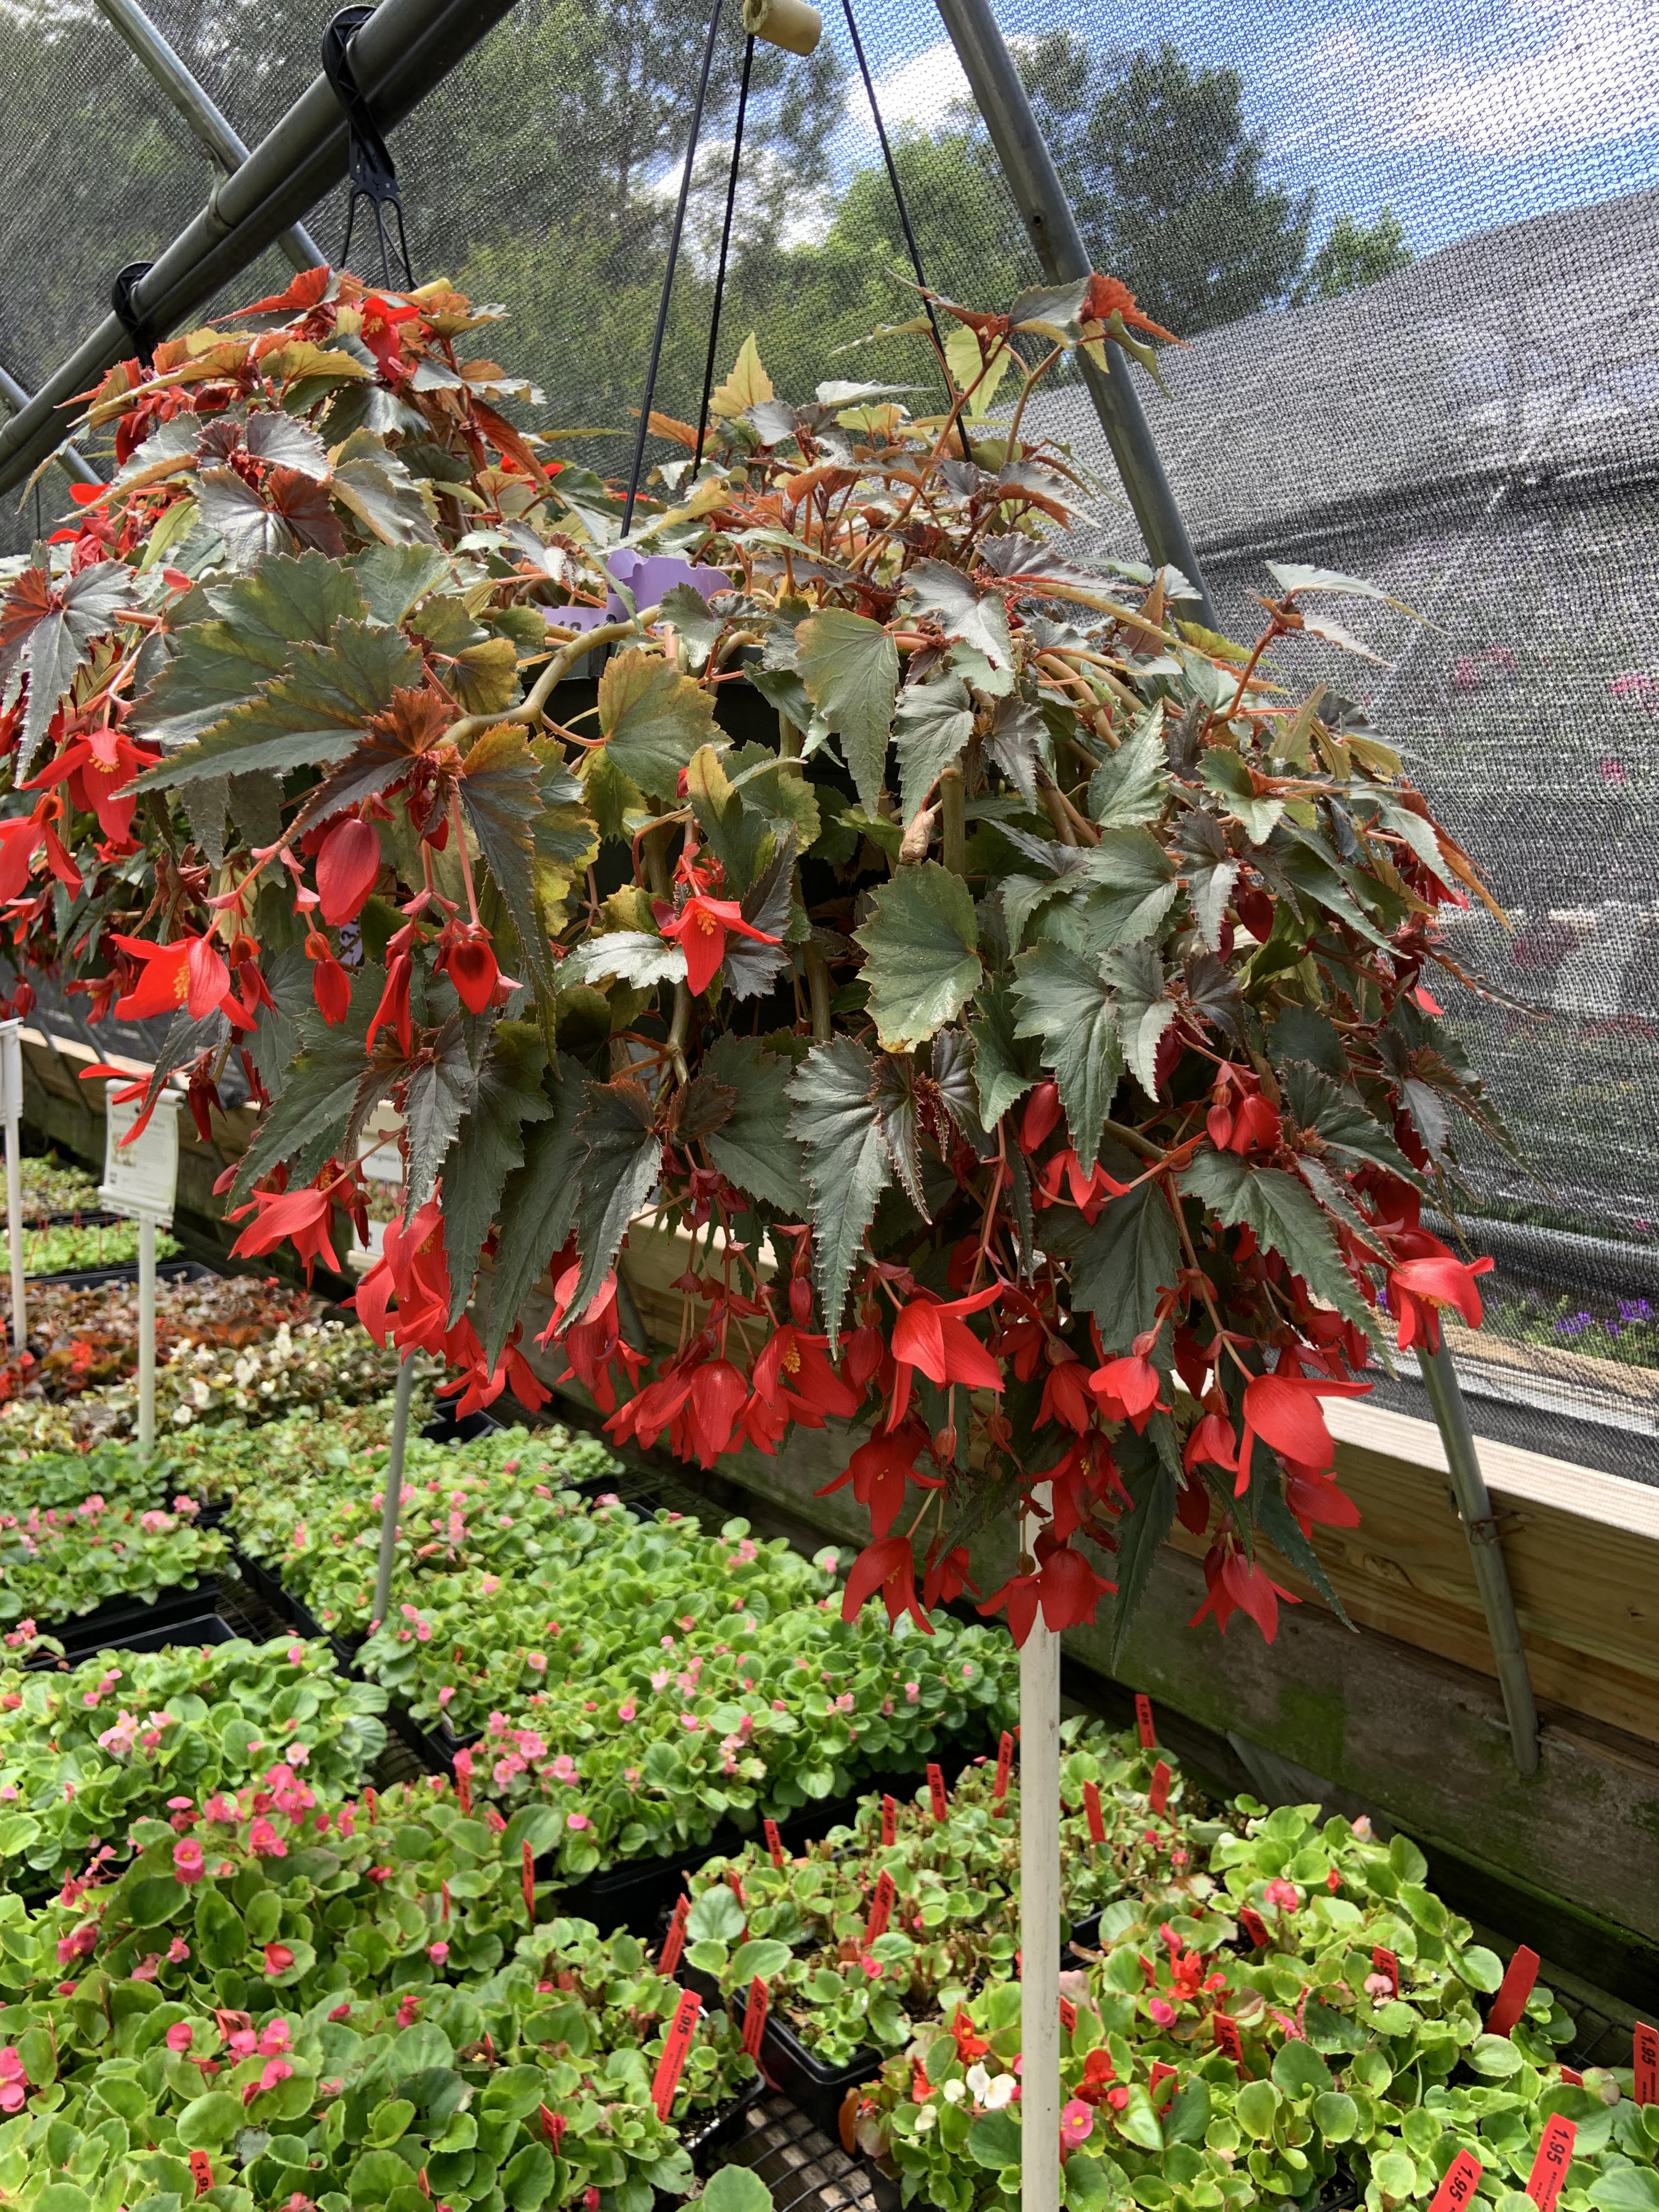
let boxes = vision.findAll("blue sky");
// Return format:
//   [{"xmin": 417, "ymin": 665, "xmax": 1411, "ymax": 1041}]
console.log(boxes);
[{"xmin": 837, "ymin": 0, "xmax": 1659, "ymax": 257}]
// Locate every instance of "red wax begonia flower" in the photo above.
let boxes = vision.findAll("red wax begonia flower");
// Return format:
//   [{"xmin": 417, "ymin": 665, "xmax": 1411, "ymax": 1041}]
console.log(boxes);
[
  {"xmin": 1183, "ymin": 1410, "xmax": 1237, "ymax": 1475},
  {"xmin": 315, "ymin": 817, "xmax": 381, "ymax": 925},
  {"xmin": 109, "ymin": 933, "xmax": 254, "ymax": 1030},
  {"xmin": 1387, "ymin": 1239, "xmax": 1494, "ymax": 1353},
  {"xmin": 752, "ymin": 1323, "xmax": 860, "ymax": 1427},
  {"xmin": 0, "ymin": 819, "xmax": 44, "ymax": 904},
  {"xmin": 1235, "ymin": 1369, "xmax": 1371, "ymax": 1494},
  {"xmin": 366, "ymin": 952, "xmax": 413, "ymax": 1057},
  {"xmin": 1188, "ymin": 1543, "xmax": 1299, "ymax": 1643},
  {"xmin": 980, "ymin": 1533, "xmax": 1115, "ymax": 1646},
  {"xmin": 841, "ymin": 1535, "xmax": 932, "ymax": 1635},
  {"xmin": 817, "ymin": 1421, "xmax": 936, "ymax": 1538},
  {"xmin": 1089, "ymin": 1353, "xmax": 1167, "ymax": 1432},
  {"xmin": 658, "ymin": 894, "xmax": 780, "ymax": 997},
  {"xmin": 228, "ymin": 1184, "xmax": 344, "ymax": 1280},
  {"xmin": 888, "ymin": 1284, "xmax": 1003, "ymax": 1426}
]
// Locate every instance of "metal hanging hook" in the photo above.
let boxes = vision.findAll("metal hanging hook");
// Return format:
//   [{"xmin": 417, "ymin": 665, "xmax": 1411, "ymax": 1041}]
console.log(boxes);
[{"xmin": 323, "ymin": 5, "xmax": 415, "ymax": 288}]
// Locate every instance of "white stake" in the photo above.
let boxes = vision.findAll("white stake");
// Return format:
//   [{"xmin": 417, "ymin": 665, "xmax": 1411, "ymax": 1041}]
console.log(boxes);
[
  {"xmin": 137, "ymin": 1214, "xmax": 156, "ymax": 1455},
  {"xmin": 0, "ymin": 1020, "xmax": 23, "ymax": 1354},
  {"xmin": 4, "ymin": 1107, "xmax": 22, "ymax": 1356},
  {"xmin": 371, "ymin": 1353, "xmax": 419, "ymax": 1629},
  {"xmin": 1021, "ymin": 1493, "xmax": 1062, "ymax": 2212}
]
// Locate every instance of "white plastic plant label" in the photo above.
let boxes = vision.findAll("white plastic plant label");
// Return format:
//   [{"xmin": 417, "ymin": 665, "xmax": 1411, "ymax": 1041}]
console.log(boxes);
[
  {"xmin": 100, "ymin": 1082, "xmax": 181, "ymax": 1224},
  {"xmin": 0, "ymin": 1020, "xmax": 21, "ymax": 1125}
]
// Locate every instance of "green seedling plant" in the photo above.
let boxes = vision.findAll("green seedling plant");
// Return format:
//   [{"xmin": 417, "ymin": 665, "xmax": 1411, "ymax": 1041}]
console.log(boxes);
[{"xmin": 0, "ymin": 1636, "xmax": 388, "ymax": 1892}]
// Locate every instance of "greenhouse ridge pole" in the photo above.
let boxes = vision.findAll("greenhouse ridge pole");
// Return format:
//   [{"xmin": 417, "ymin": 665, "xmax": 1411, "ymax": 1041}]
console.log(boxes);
[
  {"xmin": 0, "ymin": 0, "xmax": 519, "ymax": 495},
  {"xmin": 0, "ymin": 362, "xmax": 100, "ymax": 487},
  {"xmin": 930, "ymin": 0, "xmax": 1215, "ymax": 625},
  {"xmin": 1418, "ymin": 1340, "xmax": 1540, "ymax": 1774},
  {"xmin": 92, "ymin": 0, "xmax": 324, "ymax": 274}
]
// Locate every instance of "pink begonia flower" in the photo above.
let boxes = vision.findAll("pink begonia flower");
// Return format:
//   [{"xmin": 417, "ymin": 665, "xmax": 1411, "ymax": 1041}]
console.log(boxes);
[
  {"xmin": 438, "ymin": 1688, "xmax": 455, "ymax": 1708},
  {"xmin": 905, "ymin": 1682, "xmax": 920, "ymax": 1703},
  {"xmin": 173, "ymin": 1839, "xmax": 205, "ymax": 1883},
  {"xmin": 1148, "ymin": 1997, "xmax": 1175, "ymax": 2027},
  {"xmin": 166, "ymin": 2023, "xmax": 194, "ymax": 2052},
  {"xmin": 651, "ymin": 1669, "xmax": 672, "ymax": 1692},
  {"xmin": 131, "ymin": 1955, "xmax": 160, "ymax": 1983},
  {"xmin": 204, "ymin": 1793, "xmax": 239, "ymax": 1824},
  {"xmin": 679, "ymin": 1713, "xmax": 701, "ymax": 1732},
  {"xmin": 487, "ymin": 1712, "xmax": 508, "ymax": 1737},
  {"xmin": 428, "ymin": 1942, "xmax": 449, "ymax": 1965},
  {"xmin": 287, "ymin": 1644, "xmax": 306, "ymax": 1664},
  {"xmin": 396, "ymin": 1995, "xmax": 421, "ymax": 2028},
  {"xmin": 258, "ymin": 2058, "xmax": 293, "ymax": 2092},
  {"xmin": 229, "ymin": 2029, "xmax": 257, "ymax": 2058},
  {"xmin": 1263, "ymin": 1878, "xmax": 1301, "ymax": 1912},
  {"xmin": 567, "ymin": 1813, "xmax": 591, "ymax": 1831},
  {"xmin": 259, "ymin": 2022, "xmax": 291, "ymax": 2056},
  {"xmin": 249, "ymin": 1819, "xmax": 286, "ymax": 1858},
  {"xmin": 550, "ymin": 1755, "xmax": 577, "ymax": 1784},
  {"xmin": 617, "ymin": 1701, "xmax": 636, "ymax": 1723},
  {"xmin": 168, "ymin": 1937, "xmax": 190, "ymax": 1962},
  {"xmin": 1061, "ymin": 2100, "xmax": 1094, "ymax": 2148},
  {"xmin": 263, "ymin": 1943, "xmax": 295, "ymax": 1974}
]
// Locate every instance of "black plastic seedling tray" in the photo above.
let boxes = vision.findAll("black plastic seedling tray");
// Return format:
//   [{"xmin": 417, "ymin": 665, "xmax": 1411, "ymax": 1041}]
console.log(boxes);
[
  {"xmin": 726, "ymin": 1986, "xmax": 884, "ymax": 2145},
  {"xmin": 30, "ymin": 1576, "xmax": 228, "ymax": 1662},
  {"xmin": 22, "ymin": 1257, "xmax": 216, "ymax": 1290},
  {"xmin": 25, "ymin": 1606, "xmax": 234, "ymax": 1668}
]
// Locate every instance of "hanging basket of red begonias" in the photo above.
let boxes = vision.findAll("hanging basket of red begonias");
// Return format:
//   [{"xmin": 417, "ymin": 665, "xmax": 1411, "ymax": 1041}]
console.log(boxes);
[{"xmin": 0, "ymin": 267, "xmax": 1513, "ymax": 1655}]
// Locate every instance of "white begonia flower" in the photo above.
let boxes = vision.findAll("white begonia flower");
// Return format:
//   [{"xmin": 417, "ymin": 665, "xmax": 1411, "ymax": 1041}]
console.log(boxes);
[
  {"xmin": 915, "ymin": 2106, "xmax": 936, "ymax": 2133},
  {"xmin": 941, "ymin": 2080, "xmax": 967, "ymax": 2105},
  {"xmin": 966, "ymin": 2064, "xmax": 991, "ymax": 2103},
  {"xmin": 190, "ymin": 1380, "xmax": 212, "ymax": 1408},
  {"xmin": 983, "ymin": 2075, "xmax": 1017, "ymax": 2111}
]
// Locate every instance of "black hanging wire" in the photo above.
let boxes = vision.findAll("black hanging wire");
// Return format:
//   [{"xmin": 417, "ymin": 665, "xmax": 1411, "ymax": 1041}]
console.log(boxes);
[
  {"xmin": 692, "ymin": 32, "xmax": 755, "ymax": 475},
  {"xmin": 623, "ymin": 0, "xmax": 727, "ymax": 533},
  {"xmin": 323, "ymin": 6, "xmax": 415, "ymax": 288},
  {"xmin": 841, "ymin": 0, "xmax": 946, "ymax": 366}
]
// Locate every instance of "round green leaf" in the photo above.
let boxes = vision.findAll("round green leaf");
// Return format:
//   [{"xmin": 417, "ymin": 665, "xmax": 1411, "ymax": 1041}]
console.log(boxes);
[{"xmin": 177, "ymin": 2094, "xmax": 244, "ymax": 2150}]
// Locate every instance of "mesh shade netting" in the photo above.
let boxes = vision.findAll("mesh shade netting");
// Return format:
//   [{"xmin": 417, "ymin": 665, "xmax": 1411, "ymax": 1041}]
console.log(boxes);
[{"xmin": 2, "ymin": 0, "xmax": 1656, "ymax": 1471}]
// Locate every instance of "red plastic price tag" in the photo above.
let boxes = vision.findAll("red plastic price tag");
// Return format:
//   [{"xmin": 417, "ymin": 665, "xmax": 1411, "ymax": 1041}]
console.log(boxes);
[
  {"xmin": 927, "ymin": 1764, "xmax": 948, "ymax": 1822},
  {"xmin": 764, "ymin": 1818, "xmax": 785, "ymax": 1870},
  {"xmin": 651, "ymin": 1988, "xmax": 702, "ymax": 2120},
  {"xmin": 1083, "ymin": 1781, "xmax": 1106, "ymax": 1844},
  {"xmin": 1149, "ymin": 1759, "xmax": 1171, "ymax": 1816},
  {"xmin": 1635, "ymin": 2022, "xmax": 1659, "ymax": 2105},
  {"xmin": 1488, "ymin": 1946, "xmax": 1540, "ymax": 2038},
  {"xmin": 659, "ymin": 1894, "xmax": 690, "ymax": 1978},
  {"xmin": 1559, "ymin": 2067, "xmax": 1583, "ymax": 2088},
  {"xmin": 521, "ymin": 1839, "xmax": 535, "ymax": 1925},
  {"xmin": 417, "ymin": 2169, "xmax": 432, "ymax": 2200},
  {"xmin": 727, "ymin": 1869, "xmax": 745, "ymax": 1910},
  {"xmin": 364, "ymin": 1785, "xmax": 379, "ymax": 1826},
  {"xmin": 1059, "ymin": 1996, "xmax": 1077, "ymax": 2035},
  {"xmin": 441, "ymin": 1880, "xmax": 451, "ymax": 1925},
  {"xmin": 1135, "ymin": 1694, "xmax": 1156, "ymax": 1749},
  {"xmin": 1149, "ymin": 2062, "xmax": 1178, "ymax": 2108},
  {"xmin": 1372, "ymin": 1946, "xmax": 1400, "ymax": 1997},
  {"xmin": 1526, "ymin": 2115, "xmax": 1576, "ymax": 2212},
  {"xmin": 881, "ymin": 1795, "xmax": 897, "ymax": 1846},
  {"xmin": 993, "ymin": 1731, "xmax": 1014, "ymax": 1803},
  {"xmin": 1212, "ymin": 2014, "xmax": 1243, "ymax": 2067},
  {"xmin": 539, "ymin": 2105, "xmax": 566, "ymax": 2152},
  {"xmin": 188, "ymin": 2152, "xmax": 214, "ymax": 2199},
  {"xmin": 865, "ymin": 1869, "xmax": 897, "ymax": 1946},
  {"xmin": 1239, "ymin": 1907, "xmax": 1269, "ymax": 1948},
  {"xmin": 1428, "ymin": 2149, "xmax": 1484, "ymax": 2212},
  {"xmin": 453, "ymin": 1748, "xmax": 472, "ymax": 1815},
  {"xmin": 742, "ymin": 1977, "xmax": 769, "ymax": 2059}
]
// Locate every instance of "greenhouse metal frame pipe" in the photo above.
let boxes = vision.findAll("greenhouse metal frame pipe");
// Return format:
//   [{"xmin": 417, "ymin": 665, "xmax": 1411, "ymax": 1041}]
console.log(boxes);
[
  {"xmin": 931, "ymin": 0, "xmax": 1216, "ymax": 625},
  {"xmin": 92, "ymin": 0, "xmax": 324, "ymax": 274},
  {"xmin": 0, "ymin": 360, "xmax": 101, "ymax": 486},
  {"xmin": 0, "ymin": 0, "xmax": 520, "ymax": 495},
  {"xmin": 1419, "ymin": 1338, "xmax": 1541, "ymax": 1774}
]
